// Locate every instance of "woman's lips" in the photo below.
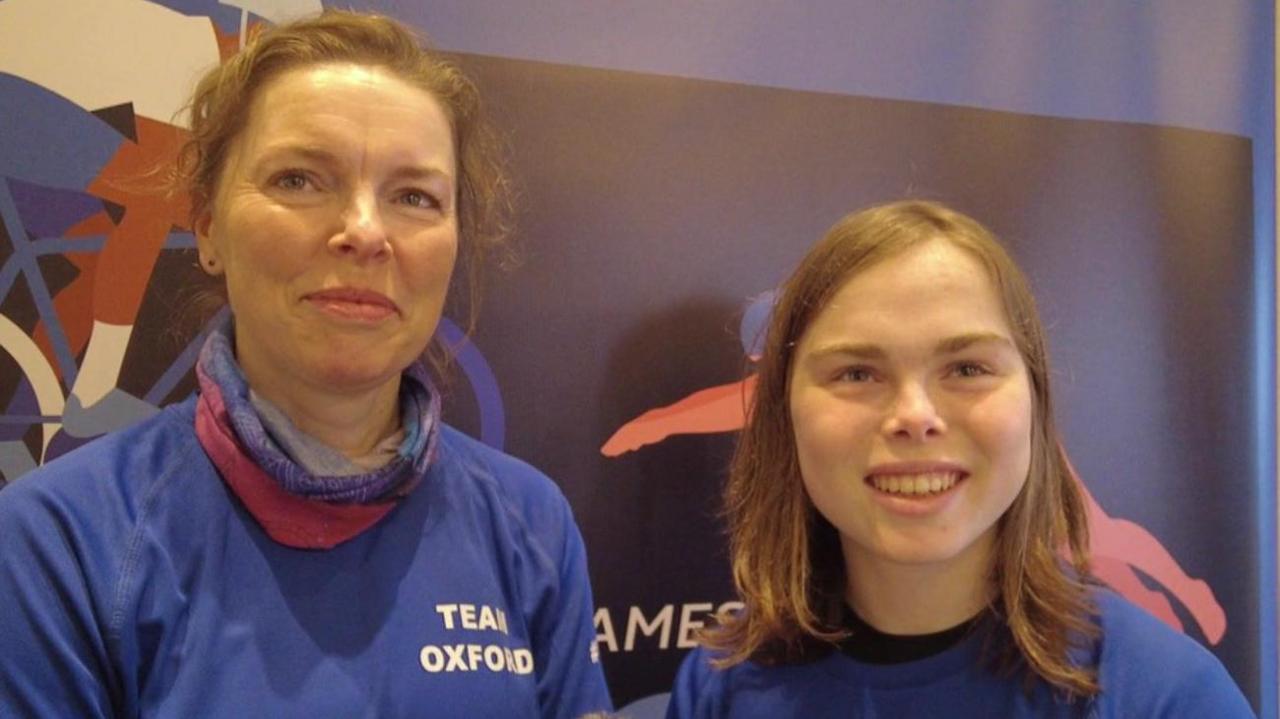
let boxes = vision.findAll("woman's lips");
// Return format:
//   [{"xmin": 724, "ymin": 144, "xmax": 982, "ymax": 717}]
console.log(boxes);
[{"xmin": 304, "ymin": 288, "xmax": 399, "ymax": 322}]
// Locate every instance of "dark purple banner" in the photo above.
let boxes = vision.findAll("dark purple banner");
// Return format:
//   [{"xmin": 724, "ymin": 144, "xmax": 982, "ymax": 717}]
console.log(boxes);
[{"xmin": 0, "ymin": 2, "xmax": 1266, "ymax": 715}]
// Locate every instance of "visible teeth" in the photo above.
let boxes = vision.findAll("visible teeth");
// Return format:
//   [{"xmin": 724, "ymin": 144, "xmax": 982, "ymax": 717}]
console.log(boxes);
[{"xmin": 869, "ymin": 472, "xmax": 959, "ymax": 496}]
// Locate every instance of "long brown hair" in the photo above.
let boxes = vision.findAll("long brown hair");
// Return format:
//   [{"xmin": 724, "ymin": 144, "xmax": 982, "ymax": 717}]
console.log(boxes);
[
  {"xmin": 703, "ymin": 200, "xmax": 1099, "ymax": 697},
  {"xmin": 176, "ymin": 10, "xmax": 513, "ymax": 367}
]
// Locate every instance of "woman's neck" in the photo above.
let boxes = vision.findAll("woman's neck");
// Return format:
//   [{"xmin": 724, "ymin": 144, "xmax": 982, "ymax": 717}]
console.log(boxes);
[
  {"xmin": 842, "ymin": 531, "xmax": 996, "ymax": 635},
  {"xmin": 246, "ymin": 376, "xmax": 402, "ymax": 459}
]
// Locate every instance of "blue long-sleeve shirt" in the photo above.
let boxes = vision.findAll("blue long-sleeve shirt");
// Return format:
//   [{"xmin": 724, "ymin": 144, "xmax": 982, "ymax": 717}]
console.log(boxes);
[{"xmin": 0, "ymin": 397, "xmax": 612, "ymax": 718}]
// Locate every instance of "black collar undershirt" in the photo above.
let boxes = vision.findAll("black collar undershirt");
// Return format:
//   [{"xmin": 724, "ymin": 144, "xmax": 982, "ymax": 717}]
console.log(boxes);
[{"xmin": 838, "ymin": 604, "xmax": 985, "ymax": 664}]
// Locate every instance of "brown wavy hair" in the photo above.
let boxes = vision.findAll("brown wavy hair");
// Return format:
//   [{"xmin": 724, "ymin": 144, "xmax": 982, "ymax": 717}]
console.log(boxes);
[
  {"xmin": 177, "ymin": 10, "xmax": 513, "ymax": 364},
  {"xmin": 702, "ymin": 199, "xmax": 1100, "ymax": 698}
]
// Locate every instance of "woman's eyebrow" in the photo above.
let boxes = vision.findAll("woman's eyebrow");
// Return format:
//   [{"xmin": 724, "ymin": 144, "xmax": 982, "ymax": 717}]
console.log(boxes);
[
  {"xmin": 250, "ymin": 144, "xmax": 340, "ymax": 169},
  {"xmin": 387, "ymin": 165, "xmax": 454, "ymax": 188},
  {"xmin": 935, "ymin": 332, "xmax": 1015, "ymax": 354},
  {"xmin": 806, "ymin": 333, "xmax": 1015, "ymax": 361},
  {"xmin": 805, "ymin": 343, "xmax": 888, "ymax": 362}
]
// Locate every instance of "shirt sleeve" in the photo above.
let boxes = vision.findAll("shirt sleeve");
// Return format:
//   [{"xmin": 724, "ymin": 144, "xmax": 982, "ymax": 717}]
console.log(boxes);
[
  {"xmin": 1095, "ymin": 590, "xmax": 1257, "ymax": 718},
  {"xmin": 0, "ymin": 480, "xmax": 118, "ymax": 718},
  {"xmin": 532, "ymin": 496, "xmax": 613, "ymax": 719},
  {"xmin": 1145, "ymin": 648, "xmax": 1257, "ymax": 718},
  {"xmin": 666, "ymin": 646, "xmax": 719, "ymax": 719}
]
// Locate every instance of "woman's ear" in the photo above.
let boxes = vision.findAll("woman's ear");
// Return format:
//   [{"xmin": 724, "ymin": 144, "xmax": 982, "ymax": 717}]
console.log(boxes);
[{"xmin": 194, "ymin": 212, "xmax": 223, "ymax": 276}]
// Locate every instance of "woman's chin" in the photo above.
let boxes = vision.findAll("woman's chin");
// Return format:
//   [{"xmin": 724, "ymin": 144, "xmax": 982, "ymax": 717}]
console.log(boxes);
[
  {"xmin": 860, "ymin": 526, "xmax": 997, "ymax": 572},
  {"xmin": 266, "ymin": 352, "xmax": 410, "ymax": 398},
  {"xmin": 295, "ymin": 335, "xmax": 426, "ymax": 391},
  {"xmin": 312, "ymin": 360, "xmax": 407, "ymax": 393}
]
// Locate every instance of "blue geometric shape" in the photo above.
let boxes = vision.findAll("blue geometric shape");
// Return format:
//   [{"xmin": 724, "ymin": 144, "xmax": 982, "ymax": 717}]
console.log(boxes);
[
  {"xmin": 0, "ymin": 73, "xmax": 119, "ymax": 189},
  {"xmin": 0, "ymin": 375, "xmax": 39, "ymax": 441},
  {"xmin": 0, "ymin": 178, "xmax": 77, "ymax": 385},
  {"xmin": 436, "ymin": 317, "xmax": 505, "ymax": 450},
  {"xmin": 739, "ymin": 289, "xmax": 777, "ymax": 359},
  {"xmin": 6, "ymin": 178, "xmax": 103, "ymax": 239},
  {"xmin": 0, "ymin": 440, "xmax": 37, "ymax": 484},
  {"xmin": 618, "ymin": 692, "xmax": 670, "ymax": 719},
  {"xmin": 61, "ymin": 389, "xmax": 158, "ymax": 438},
  {"xmin": 145, "ymin": 306, "xmax": 229, "ymax": 405}
]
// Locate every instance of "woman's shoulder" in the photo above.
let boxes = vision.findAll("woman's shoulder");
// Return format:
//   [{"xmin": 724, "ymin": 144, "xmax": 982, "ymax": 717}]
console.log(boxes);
[
  {"xmin": 667, "ymin": 645, "xmax": 742, "ymax": 718},
  {"xmin": 435, "ymin": 423, "xmax": 566, "ymax": 494},
  {"xmin": 1091, "ymin": 587, "xmax": 1254, "ymax": 716},
  {"xmin": 0, "ymin": 398, "xmax": 215, "ymax": 640},
  {"xmin": 431, "ymin": 423, "xmax": 577, "ymax": 534},
  {"xmin": 1092, "ymin": 586, "xmax": 1218, "ymax": 659},
  {"xmin": 0, "ymin": 397, "xmax": 205, "ymax": 520}
]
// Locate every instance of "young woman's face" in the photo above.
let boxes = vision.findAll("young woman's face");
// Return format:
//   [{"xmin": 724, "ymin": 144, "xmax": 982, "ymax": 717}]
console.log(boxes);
[
  {"xmin": 788, "ymin": 239, "xmax": 1033, "ymax": 579},
  {"xmin": 196, "ymin": 63, "xmax": 458, "ymax": 401}
]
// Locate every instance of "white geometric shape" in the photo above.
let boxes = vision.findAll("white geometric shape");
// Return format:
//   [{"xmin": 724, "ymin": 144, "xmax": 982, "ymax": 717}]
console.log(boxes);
[
  {"xmin": 0, "ymin": 312, "xmax": 64, "ymax": 461},
  {"xmin": 0, "ymin": 0, "xmax": 221, "ymax": 123}
]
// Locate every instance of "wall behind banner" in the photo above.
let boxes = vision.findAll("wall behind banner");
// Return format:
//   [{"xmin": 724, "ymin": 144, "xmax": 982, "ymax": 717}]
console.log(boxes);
[{"xmin": 0, "ymin": 1, "xmax": 1274, "ymax": 717}]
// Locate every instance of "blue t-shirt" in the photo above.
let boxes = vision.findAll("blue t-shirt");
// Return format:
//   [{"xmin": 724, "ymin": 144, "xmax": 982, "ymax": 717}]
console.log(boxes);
[
  {"xmin": 667, "ymin": 590, "xmax": 1254, "ymax": 718},
  {"xmin": 0, "ymin": 398, "xmax": 612, "ymax": 718}
]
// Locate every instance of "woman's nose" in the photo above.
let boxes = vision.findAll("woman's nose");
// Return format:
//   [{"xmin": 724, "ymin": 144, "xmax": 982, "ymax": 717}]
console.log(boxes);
[
  {"xmin": 882, "ymin": 382, "xmax": 947, "ymax": 441},
  {"xmin": 331, "ymin": 191, "xmax": 391, "ymax": 261}
]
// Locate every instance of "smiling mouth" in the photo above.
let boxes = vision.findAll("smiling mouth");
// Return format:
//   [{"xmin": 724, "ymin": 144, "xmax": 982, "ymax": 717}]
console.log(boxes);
[{"xmin": 866, "ymin": 471, "xmax": 964, "ymax": 497}]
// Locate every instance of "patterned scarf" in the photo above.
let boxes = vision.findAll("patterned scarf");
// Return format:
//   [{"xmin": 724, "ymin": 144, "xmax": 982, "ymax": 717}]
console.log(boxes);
[{"xmin": 193, "ymin": 318, "xmax": 441, "ymax": 548}]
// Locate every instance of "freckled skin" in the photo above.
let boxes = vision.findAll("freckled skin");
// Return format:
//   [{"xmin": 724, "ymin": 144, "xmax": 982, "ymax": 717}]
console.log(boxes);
[
  {"xmin": 788, "ymin": 240, "xmax": 1033, "ymax": 629},
  {"xmin": 195, "ymin": 63, "xmax": 458, "ymax": 440}
]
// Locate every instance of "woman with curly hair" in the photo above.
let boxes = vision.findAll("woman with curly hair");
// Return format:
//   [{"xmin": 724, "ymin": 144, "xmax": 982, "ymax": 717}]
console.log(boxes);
[{"xmin": 0, "ymin": 11, "xmax": 610, "ymax": 718}]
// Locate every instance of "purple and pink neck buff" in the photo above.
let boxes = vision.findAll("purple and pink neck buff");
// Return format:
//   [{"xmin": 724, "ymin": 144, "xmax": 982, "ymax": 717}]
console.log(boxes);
[{"xmin": 194, "ymin": 318, "xmax": 440, "ymax": 549}]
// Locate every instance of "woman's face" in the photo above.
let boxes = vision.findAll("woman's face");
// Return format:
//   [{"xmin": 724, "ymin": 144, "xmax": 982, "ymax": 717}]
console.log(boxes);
[
  {"xmin": 197, "ymin": 63, "xmax": 458, "ymax": 400},
  {"xmin": 788, "ymin": 239, "xmax": 1033, "ymax": 581}
]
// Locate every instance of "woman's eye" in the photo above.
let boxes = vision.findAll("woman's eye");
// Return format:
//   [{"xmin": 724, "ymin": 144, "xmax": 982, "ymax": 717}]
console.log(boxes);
[
  {"xmin": 273, "ymin": 171, "xmax": 312, "ymax": 191},
  {"xmin": 951, "ymin": 362, "xmax": 991, "ymax": 378},
  {"xmin": 838, "ymin": 366, "xmax": 876, "ymax": 383},
  {"xmin": 398, "ymin": 189, "xmax": 441, "ymax": 210}
]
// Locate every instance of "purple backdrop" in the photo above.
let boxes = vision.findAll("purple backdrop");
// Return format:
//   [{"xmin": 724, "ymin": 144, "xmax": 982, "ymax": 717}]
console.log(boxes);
[{"xmin": 0, "ymin": 2, "xmax": 1272, "ymax": 716}]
